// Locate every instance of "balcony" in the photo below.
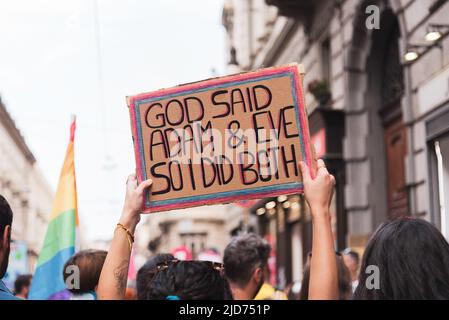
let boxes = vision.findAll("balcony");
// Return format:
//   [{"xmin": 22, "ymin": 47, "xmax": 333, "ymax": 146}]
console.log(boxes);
[{"xmin": 265, "ymin": 0, "xmax": 327, "ymax": 19}]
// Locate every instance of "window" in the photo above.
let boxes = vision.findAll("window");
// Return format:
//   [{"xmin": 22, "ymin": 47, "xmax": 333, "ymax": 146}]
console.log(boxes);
[
  {"xmin": 433, "ymin": 137, "xmax": 449, "ymax": 238},
  {"xmin": 428, "ymin": 106, "xmax": 449, "ymax": 240},
  {"xmin": 321, "ymin": 38, "xmax": 331, "ymax": 84}
]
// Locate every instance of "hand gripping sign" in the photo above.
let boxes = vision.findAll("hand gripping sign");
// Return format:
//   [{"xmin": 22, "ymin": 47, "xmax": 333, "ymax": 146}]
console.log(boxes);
[{"xmin": 127, "ymin": 63, "xmax": 315, "ymax": 213}]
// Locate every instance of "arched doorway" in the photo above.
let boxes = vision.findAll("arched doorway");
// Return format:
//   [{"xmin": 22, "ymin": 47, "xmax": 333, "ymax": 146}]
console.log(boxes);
[
  {"xmin": 344, "ymin": 0, "xmax": 409, "ymax": 238},
  {"xmin": 368, "ymin": 8, "xmax": 408, "ymax": 220}
]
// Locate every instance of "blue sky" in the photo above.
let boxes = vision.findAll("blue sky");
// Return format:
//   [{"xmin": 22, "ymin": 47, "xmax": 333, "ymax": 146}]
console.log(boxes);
[{"xmin": 0, "ymin": 0, "xmax": 226, "ymax": 241}]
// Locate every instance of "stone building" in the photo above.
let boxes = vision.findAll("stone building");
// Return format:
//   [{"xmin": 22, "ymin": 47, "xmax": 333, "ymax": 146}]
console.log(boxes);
[
  {"xmin": 222, "ymin": 0, "xmax": 449, "ymax": 286},
  {"xmin": 0, "ymin": 97, "xmax": 53, "ymax": 272}
]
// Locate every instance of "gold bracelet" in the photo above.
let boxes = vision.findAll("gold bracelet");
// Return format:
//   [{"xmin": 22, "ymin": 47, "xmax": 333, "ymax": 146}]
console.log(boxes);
[{"xmin": 116, "ymin": 223, "xmax": 134, "ymax": 250}]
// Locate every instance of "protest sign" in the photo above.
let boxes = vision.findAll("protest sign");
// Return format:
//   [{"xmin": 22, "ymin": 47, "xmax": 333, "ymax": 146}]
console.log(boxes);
[{"xmin": 127, "ymin": 63, "xmax": 314, "ymax": 213}]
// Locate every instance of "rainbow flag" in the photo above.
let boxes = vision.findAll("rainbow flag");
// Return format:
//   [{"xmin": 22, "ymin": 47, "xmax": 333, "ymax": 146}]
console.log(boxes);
[{"xmin": 29, "ymin": 117, "xmax": 79, "ymax": 300}]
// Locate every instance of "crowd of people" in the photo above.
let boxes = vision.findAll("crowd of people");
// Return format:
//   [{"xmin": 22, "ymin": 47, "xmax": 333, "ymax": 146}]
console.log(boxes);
[{"xmin": 2, "ymin": 159, "xmax": 449, "ymax": 300}]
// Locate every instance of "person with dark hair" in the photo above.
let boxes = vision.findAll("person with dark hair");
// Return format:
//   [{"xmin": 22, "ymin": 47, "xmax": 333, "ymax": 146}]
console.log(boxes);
[
  {"xmin": 136, "ymin": 253, "xmax": 174, "ymax": 300},
  {"xmin": 97, "ymin": 174, "xmax": 232, "ymax": 300},
  {"xmin": 223, "ymin": 233, "xmax": 271, "ymax": 300},
  {"xmin": 144, "ymin": 260, "xmax": 232, "ymax": 300},
  {"xmin": 14, "ymin": 274, "xmax": 32, "ymax": 299},
  {"xmin": 63, "ymin": 249, "xmax": 107, "ymax": 299},
  {"xmin": 305, "ymin": 159, "xmax": 449, "ymax": 300},
  {"xmin": 0, "ymin": 195, "xmax": 19, "ymax": 300},
  {"xmin": 354, "ymin": 218, "xmax": 449, "ymax": 300},
  {"xmin": 254, "ymin": 264, "xmax": 288, "ymax": 300},
  {"xmin": 342, "ymin": 248, "xmax": 360, "ymax": 292},
  {"xmin": 299, "ymin": 253, "xmax": 352, "ymax": 300}
]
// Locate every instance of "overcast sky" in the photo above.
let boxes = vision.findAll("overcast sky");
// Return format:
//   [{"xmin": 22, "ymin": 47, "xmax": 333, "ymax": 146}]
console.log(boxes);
[{"xmin": 0, "ymin": 0, "xmax": 226, "ymax": 242}]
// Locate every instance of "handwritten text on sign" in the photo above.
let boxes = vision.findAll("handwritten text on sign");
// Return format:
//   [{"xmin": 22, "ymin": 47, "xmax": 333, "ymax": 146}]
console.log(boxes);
[{"xmin": 128, "ymin": 64, "xmax": 313, "ymax": 212}]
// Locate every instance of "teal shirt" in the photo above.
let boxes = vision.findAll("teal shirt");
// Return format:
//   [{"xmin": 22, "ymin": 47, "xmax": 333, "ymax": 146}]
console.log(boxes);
[{"xmin": 0, "ymin": 280, "xmax": 19, "ymax": 300}]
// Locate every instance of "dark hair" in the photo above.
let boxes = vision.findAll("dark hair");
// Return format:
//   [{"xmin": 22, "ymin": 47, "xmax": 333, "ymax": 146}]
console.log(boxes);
[
  {"xmin": 145, "ymin": 260, "xmax": 233, "ymax": 300},
  {"xmin": 136, "ymin": 253, "xmax": 174, "ymax": 300},
  {"xmin": 63, "ymin": 249, "xmax": 107, "ymax": 294},
  {"xmin": 343, "ymin": 249, "xmax": 360, "ymax": 265},
  {"xmin": 0, "ymin": 195, "xmax": 13, "ymax": 235},
  {"xmin": 300, "ymin": 254, "xmax": 352, "ymax": 300},
  {"xmin": 14, "ymin": 274, "xmax": 32, "ymax": 294},
  {"xmin": 223, "ymin": 233, "xmax": 271, "ymax": 287},
  {"xmin": 354, "ymin": 217, "xmax": 449, "ymax": 300}
]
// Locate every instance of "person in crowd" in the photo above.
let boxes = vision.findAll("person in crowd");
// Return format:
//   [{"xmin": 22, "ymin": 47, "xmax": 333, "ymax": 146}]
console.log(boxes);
[
  {"xmin": 300, "ymin": 160, "xmax": 339, "ymax": 300},
  {"xmin": 254, "ymin": 265, "xmax": 288, "ymax": 300},
  {"xmin": 305, "ymin": 159, "xmax": 449, "ymax": 300},
  {"xmin": 14, "ymin": 274, "xmax": 32, "ymax": 299},
  {"xmin": 136, "ymin": 253, "xmax": 174, "ymax": 300},
  {"xmin": 47, "ymin": 289, "xmax": 72, "ymax": 300},
  {"xmin": 223, "ymin": 233, "xmax": 271, "ymax": 300},
  {"xmin": 299, "ymin": 252, "xmax": 352, "ymax": 300},
  {"xmin": 63, "ymin": 249, "xmax": 107, "ymax": 300},
  {"xmin": 144, "ymin": 259, "xmax": 233, "ymax": 300},
  {"xmin": 353, "ymin": 218, "xmax": 449, "ymax": 299},
  {"xmin": 342, "ymin": 248, "xmax": 360, "ymax": 292},
  {"xmin": 0, "ymin": 195, "xmax": 19, "ymax": 300},
  {"xmin": 97, "ymin": 175, "xmax": 232, "ymax": 300}
]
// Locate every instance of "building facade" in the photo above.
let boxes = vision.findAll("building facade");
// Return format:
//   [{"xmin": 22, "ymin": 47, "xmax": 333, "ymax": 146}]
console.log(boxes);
[
  {"xmin": 223, "ymin": 0, "xmax": 449, "ymax": 287},
  {"xmin": 0, "ymin": 97, "xmax": 53, "ymax": 273}
]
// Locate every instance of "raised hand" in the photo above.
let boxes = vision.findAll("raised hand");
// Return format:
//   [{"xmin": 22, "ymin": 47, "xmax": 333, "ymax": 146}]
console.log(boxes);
[
  {"xmin": 300, "ymin": 159, "xmax": 335, "ymax": 215},
  {"xmin": 120, "ymin": 174, "xmax": 153, "ymax": 233}
]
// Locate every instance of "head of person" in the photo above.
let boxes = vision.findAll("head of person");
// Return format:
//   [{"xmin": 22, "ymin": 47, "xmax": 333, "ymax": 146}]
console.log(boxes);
[
  {"xmin": 136, "ymin": 253, "xmax": 174, "ymax": 300},
  {"xmin": 354, "ymin": 217, "xmax": 449, "ymax": 300},
  {"xmin": 300, "ymin": 252, "xmax": 352, "ymax": 300},
  {"xmin": 14, "ymin": 274, "xmax": 32, "ymax": 299},
  {"xmin": 223, "ymin": 233, "xmax": 271, "ymax": 299},
  {"xmin": 63, "ymin": 249, "xmax": 107, "ymax": 295},
  {"xmin": 0, "ymin": 195, "xmax": 13, "ymax": 278},
  {"xmin": 142, "ymin": 260, "xmax": 232, "ymax": 300},
  {"xmin": 342, "ymin": 249, "xmax": 360, "ymax": 281}
]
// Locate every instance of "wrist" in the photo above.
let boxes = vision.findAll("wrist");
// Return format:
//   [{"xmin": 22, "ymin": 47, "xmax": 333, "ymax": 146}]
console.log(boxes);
[
  {"xmin": 119, "ymin": 210, "xmax": 139, "ymax": 233},
  {"xmin": 310, "ymin": 206, "xmax": 331, "ymax": 220}
]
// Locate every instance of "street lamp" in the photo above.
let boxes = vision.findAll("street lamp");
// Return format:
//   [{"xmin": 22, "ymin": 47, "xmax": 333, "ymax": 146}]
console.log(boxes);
[
  {"xmin": 277, "ymin": 195, "xmax": 288, "ymax": 202},
  {"xmin": 425, "ymin": 30, "xmax": 442, "ymax": 42},
  {"xmin": 425, "ymin": 24, "xmax": 449, "ymax": 42},
  {"xmin": 404, "ymin": 50, "xmax": 419, "ymax": 62},
  {"xmin": 403, "ymin": 44, "xmax": 434, "ymax": 63},
  {"xmin": 404, "ymin": 23, "xmax": 448, "ymax": 64},
  {"xmin": 265, "ymin": 201, "xmax": 276, "ymax": 210},
  {"xmin": 282, "ymin": 201, "xmax": 291, "ymax": 209}
]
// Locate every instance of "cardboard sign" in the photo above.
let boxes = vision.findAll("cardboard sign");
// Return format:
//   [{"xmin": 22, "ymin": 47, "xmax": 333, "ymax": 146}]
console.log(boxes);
[{"xmin": 127, "ymin": 64, "xmax": 314, "ymax": 213}]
